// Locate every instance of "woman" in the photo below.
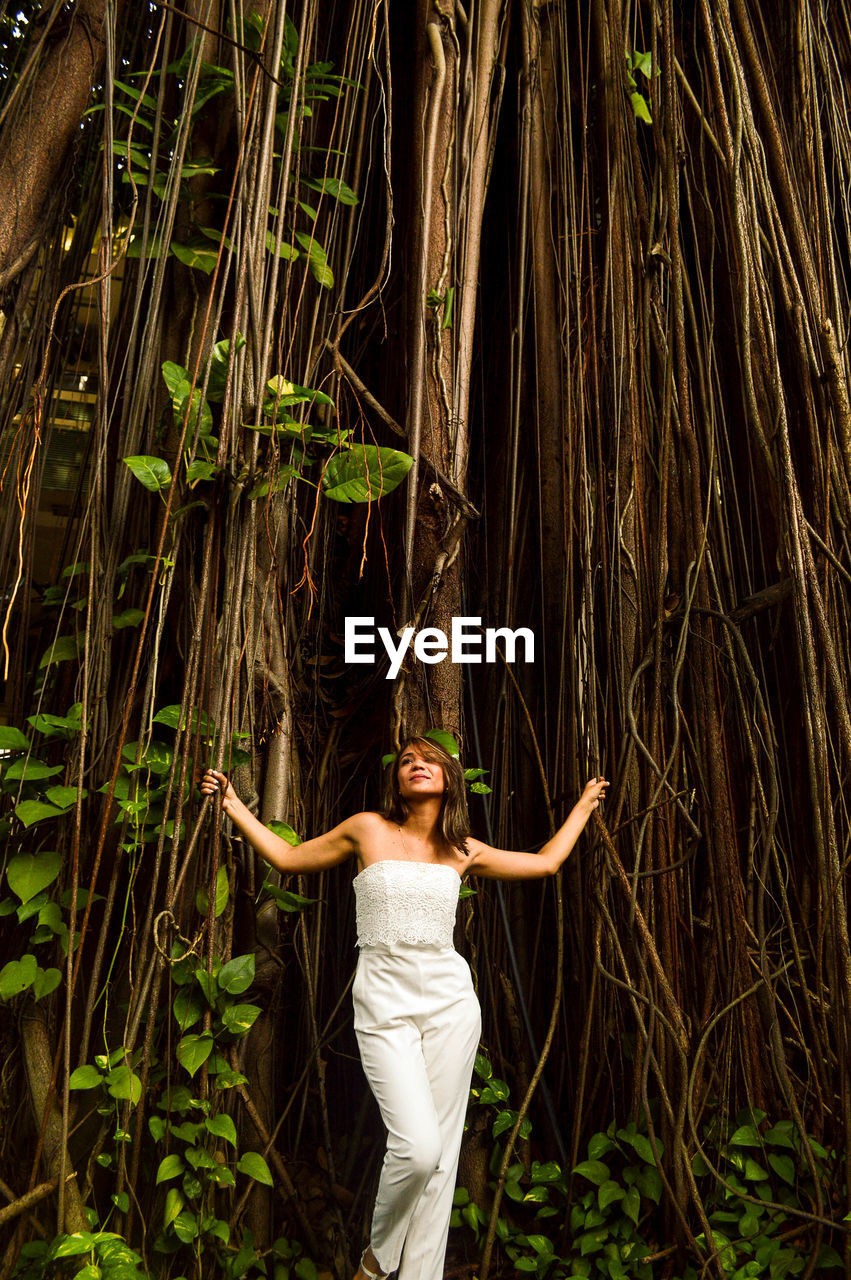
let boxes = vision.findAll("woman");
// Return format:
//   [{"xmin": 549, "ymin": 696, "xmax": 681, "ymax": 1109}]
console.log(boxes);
[{"xmin": 201, "ymin": 737, "xmax": 607, "ymax": 1280}]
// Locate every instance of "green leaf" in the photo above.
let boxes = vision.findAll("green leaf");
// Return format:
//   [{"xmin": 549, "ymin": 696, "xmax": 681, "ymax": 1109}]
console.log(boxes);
[
  {"xmin": 424, "ymin": 729, "xmax": 460, "ymax": 757},
  {"xmin": 52, "ymin": 1234, "xmax": 95, "ymax": 1259},
  {"xmin": 588, "ymin": 1133, "xmax": 617, "ymax": 1160},
  {"xmin": 196, "ymin": 865, "xmax": 229, "ymax": 918},
  {"xmin": 125, "ymin": 231, "xmax": 167, "ymax": 259},
  {"xmin": 265, "ymin": 231, "xmax": 299, "ymax": 260},
  {"xmin": 264, "ymin": 883, "xmax": 317, "ymax": 912},
  {"xmin": 173, "ymin": 1209, "xmax": 199, "ymax": 1243},
  {"xmin": 744, "ymin": 1157, "xmax": 769, "ymax": 1181},
  {"xmin": 623, "ymin": 1183, "xmax": 641, "ymax": 1224},
  {"xmin": 7, "ymin": 851, "xmax": 62, "ymax": 902},
  {"xmin": 237, "ymin": 1151, "xmax": 273, "ymax": 1185},
  {"xmin": 152, "ymin": 704, "xmax": 213, "ymax": 734},
  {"xmin": 105, "ymin": 1063, "xmax": 142, "ymax": 1106},
  {"xmin": 112, "ymin": 608, "xmax": 145, "ymax": 630},
  {"xmin": 624, "ymin": 1132, "xmax": 657, "ymax": 1165},
  {"xmin": 172, "ymin": 384, "xmax": 213, "ymax": 436},
  {"xmin": 14, "ymin": 798, "xmax": 61, "ymax": 829},
  {"xmin": 763, "ymin": 1121, "xmax": 796, "ymax": 1150},
  {"xmin": 163, "ymin": 1187, "xmax": 184, "ymax": 1228},
  {"xmin": 27, "ymin": 706, "xmax": 83, "ymax": 739},
  {"xmin": 177, "ymin": 1032, "xmax": 213, "ymax": 1076},
  {"xmin": 525, "ymin": 1235, "xmax": 554, "ymax": 1257},
  {"xmin": 636, "ymin": 1165, "xmax": 662, "ymax": 1203},
  {"xmin": 45, "ymin": 786, "xmax": 83, "ymax": 810},
  {"xmin": 205, "ymin": 1113, "xmax": 237, "ymax": 1147},
  {"xmin": 729, "ymin": 1124, "xmax": 762, "ymax": 1147},
  {"xmin": 492, "ymin": 1111, "xmax": 515, "ymax": 1139},
  {"xmin": 531, "ymin": 1161, "xmax": 562, "ymax": 1184},
  {"xmin": 111, "ymin": 1191, "xmax": 130, "ymax": 1213},
  {"xmin": 630, "ymin": 91, "xmax": 652, "ymax": 124},
  {"xmin": 631, "ymin": 50, "xmax": 653, "ymax": 79},
  {"xmin": 172, "ymin": 241, "xmax": 218, "ymax": 274},
  {"xmin": 123, "ymin": 455, "xmax": 172, "ymax": 492},
  {"xmin": 308, "ymin": 258, "xmax": 334, "ymax": 288},
  {"xmin": 474, "ymin": 1053, "xmax": 492, "ymax": 1080},
  {"xmin": 0, "ymin": 954, "xmax": 37, "ymax": 999},
  {"xmin": 598, "ymin": 1179, "xmax": 625, "ymax": 1209},
  {"xmin": 204, "ymin": 334, "xmax": 245, "ymax": 401},
  {"xmin": 4, "ymin": 756, "xmax": 62, "ymax": 783},
  {"xmin": 38, "ymin": 635, "xmax": 80, "ymax": 669},
  {"xmin": 267, "ymin": 820, "xmax": 301, "ymax": 846},
  {"xmin": 33, "ymin": 966, "xmax": 62, "ymax": 999},
  {"xmin": 122, "ymin": 740, "xmax": 172, "ymax": 774},
  {"xmin": 303, "ymin": 175, "xmax": 358, "ymax": 204},
  {"xmin": 173, "ymin": 986, "xmax": 205, "ymax": 1031},
  {"xmin": 0, "ymin": 726, "xmax": 30, "ymax": 751},
  {"xmin": 221, "ymin": 1002, "xmax": 262, "ymax": 1035},
  {"xmin": 156, "ymin": 1155, "xmax": 185, "ymax": 1184},
  {"xmin": 69, "ymin": 1064, "xmax": 103, "ymax": 1090},
  {"xmin": 480, "ymin": 1079, "xmax": 510, "ymax": 1104},
  {"xmin": 185, "ymin": 459, "xmax": 217, "ymax": 485},
  {"xmin": 195, "ymin": 970, "xmax": 218, "ymax": 1003},
  {"xmin": 214, "ymin": 1068, "xmax": 248, "ymax": 1090},
  {"xmin": 573, "ymin": 1160, "xmax": 610, "ymax": 1186},
  {"xmin": 767, "ymin": 1152, "xmax": 796, "ymax": 1185},
  {"xmin": 185, "ymin": 1146, "xmax": 217, "ymax": 1170},
  {"xmin": 204, "ymin": 1217, "xmax": 230, "ymax": 1245},
  {"xmin": 218, "ymin": 953, "xmax": 255, "ymax": 994},
  {"xmin": 161, "ymin": 361, "xmax": 189, "ymax": 398},
  {"xmin": 322, "ymin": 446, "xmax": 413, "ymax": 503}
]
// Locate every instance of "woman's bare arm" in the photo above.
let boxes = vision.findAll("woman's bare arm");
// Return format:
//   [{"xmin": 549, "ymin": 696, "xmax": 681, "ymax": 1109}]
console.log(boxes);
[
  {"xmin": 200, "ymin": 769, "xmax": 362, "ymax": 874},
  {"xmin": 465, "ymin": 777, "xmax": 608, "ymax": 880}
]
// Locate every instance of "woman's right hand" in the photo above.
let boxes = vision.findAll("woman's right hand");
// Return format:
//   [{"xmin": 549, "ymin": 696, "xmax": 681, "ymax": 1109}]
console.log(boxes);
[{"xmin": 200, "ymin": 769, "xmax": 236, "ymax": 809}]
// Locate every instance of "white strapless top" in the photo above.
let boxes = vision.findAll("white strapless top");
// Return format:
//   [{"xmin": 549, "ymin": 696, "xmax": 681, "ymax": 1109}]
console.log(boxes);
[{"xmin": 353, "ymin": 860, "xmax": 461, "ymax": 948}]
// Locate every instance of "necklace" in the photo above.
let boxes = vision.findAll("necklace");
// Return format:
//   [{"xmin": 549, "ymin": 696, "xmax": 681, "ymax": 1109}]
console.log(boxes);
[{"xmin": 398, "ymin": 824, "xmax": 414, "ymax": 860}]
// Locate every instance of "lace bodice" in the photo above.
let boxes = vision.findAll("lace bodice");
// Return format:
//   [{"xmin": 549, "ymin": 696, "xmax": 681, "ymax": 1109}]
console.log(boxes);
[{"xmin": 353, "ymin": 860, "xmax": 461, "ymax": 948}]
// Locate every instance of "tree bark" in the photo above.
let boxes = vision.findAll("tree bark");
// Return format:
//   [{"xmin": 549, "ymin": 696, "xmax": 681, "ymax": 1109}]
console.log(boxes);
[
  {"xmin": 0, "ymin": 0, "xmax": 107, "ymax": 284},
  {"xmin": 20, "ymin": 1004, "xmax": 88, "ymax": 1236}
]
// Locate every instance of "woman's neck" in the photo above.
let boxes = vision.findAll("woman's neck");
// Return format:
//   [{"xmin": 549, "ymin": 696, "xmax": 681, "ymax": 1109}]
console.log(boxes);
[{"xmin": 400, "ymin": 798, "xmax": 442, "ymax": 840}]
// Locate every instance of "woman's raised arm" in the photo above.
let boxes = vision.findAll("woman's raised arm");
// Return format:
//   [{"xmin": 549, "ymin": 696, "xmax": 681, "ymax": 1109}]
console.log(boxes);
[
  {"xmin": 200, "ymin": 769, "xmax": 360, "ymax": 875},
  {"xmin": 465, "ymin": 777, "xmax": 608, "ymax": 881}
]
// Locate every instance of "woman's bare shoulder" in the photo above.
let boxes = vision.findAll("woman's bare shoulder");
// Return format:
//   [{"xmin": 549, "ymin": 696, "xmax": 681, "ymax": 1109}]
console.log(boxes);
[{"xmin": 344, "ymin": 810, "xmax": 391, "ymax": 839}]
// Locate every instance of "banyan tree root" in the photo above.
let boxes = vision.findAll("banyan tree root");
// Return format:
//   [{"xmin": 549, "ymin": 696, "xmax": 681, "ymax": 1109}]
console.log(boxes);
[{"xmin": 20, "ymin": 1003, "xmax": 87, "ymax": 1235}]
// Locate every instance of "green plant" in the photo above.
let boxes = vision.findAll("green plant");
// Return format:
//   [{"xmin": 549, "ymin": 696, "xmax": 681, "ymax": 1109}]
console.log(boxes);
[
  {"xmin": 683, "ymin": 1109, "xmax": 842, "ymax": 1279},
  {"xmin": 625, "ymin": 50, "xmax": 656, "ymax": 124},
  {"xmin": 452, "ymin": 1079, "xmax": 844, "ymax": 1280},
  {"xmin": 13, "ymin": 1229, "xmax": 149, "ymax": 1279}
]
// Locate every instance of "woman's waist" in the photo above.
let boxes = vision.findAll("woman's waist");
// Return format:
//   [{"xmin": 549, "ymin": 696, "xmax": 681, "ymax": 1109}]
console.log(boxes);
[{"xmin": 357, "ymin": 940, "xmax": 457, "ymax": 954}]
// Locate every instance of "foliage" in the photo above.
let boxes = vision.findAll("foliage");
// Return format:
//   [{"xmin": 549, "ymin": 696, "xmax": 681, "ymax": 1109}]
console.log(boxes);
[
  {"xmin": 4, "ymin": 0, "xmax": 851, "ymax": 1278},
  {"xmin": 454, "ymin": 1061, "xmax": 843, "ymax": 1279}
]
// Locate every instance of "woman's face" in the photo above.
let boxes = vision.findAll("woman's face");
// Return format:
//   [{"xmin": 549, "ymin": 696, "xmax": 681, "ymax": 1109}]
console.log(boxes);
[{"xmin": 396, "ymin": 746, "xmax": 445, "ymax": 801}]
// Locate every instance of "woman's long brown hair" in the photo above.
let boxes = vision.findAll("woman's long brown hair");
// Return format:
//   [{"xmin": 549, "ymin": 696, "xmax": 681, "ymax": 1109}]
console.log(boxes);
[{"xmin": 382, "ymin": 736, "xmax": 471, "ymax": 853}]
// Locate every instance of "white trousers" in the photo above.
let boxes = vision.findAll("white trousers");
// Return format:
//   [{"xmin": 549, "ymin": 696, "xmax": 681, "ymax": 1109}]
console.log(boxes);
[{"xmin": 353, "ymin": 943, "xmax": 481, "ymax": 1280}]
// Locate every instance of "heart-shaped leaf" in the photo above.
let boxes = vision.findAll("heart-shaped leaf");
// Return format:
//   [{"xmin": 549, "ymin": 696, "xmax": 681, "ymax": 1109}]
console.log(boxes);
[
  {"xmin": 6, "ymin": 851, "xmax": 61, "ymax": 902},
  {"xmin": 124, "ymin": 455, "xmax": 172, "ymax": 492},
  {"xmin": 0, "ymin": 954, "xmax": 37, "ymax": 1000},
  {"xmin": 321, "ymin": 446, "xmax": 413, "ymax": 503},
  {"xmin": 236, "ymin": 1151, "xmax": 273, "ymax": 1186}
]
